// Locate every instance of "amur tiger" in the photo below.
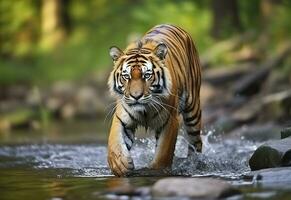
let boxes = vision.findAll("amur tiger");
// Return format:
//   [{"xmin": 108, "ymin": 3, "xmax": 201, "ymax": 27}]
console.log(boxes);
[{"xmin": 107, "ymin": 24, "xmax": 202, "ymax": 176}]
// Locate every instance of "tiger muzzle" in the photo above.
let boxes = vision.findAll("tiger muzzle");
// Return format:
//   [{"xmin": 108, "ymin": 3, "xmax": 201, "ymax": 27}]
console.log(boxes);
[{"xmin": 129, "ymin": 67, "xmax": 144, "ymax": 102}]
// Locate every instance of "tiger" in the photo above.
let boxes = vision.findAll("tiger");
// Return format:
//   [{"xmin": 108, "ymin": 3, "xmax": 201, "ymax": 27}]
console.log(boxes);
[{"xmin": 107, "ymin": 24, "xmax": 202, "ymax": 176}]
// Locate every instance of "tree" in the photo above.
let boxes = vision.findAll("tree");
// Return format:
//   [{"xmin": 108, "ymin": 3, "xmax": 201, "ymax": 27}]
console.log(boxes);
[
  {"xmin": 211, "ymin": 0, "xmax": 242, "ymax": 39},
  {"xmin": 40, "ymin": 0, "xmax": 70, "ymax": 49}
]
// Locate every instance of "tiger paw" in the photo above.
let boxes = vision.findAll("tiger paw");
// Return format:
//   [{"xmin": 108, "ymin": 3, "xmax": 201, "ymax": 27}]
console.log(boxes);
[{"xmin": 107, "ymin": 145, "xmax": 134, "ymax": 176}]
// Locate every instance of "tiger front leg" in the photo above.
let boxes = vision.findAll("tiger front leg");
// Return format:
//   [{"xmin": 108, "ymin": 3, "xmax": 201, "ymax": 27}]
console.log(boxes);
[
  {"xmin": 150, "ymin": 115, "xmax": 179, "ymax": 170},
  {"xmin": 107, "ymin": 114, "xmax": 135, "ymax": 176}
]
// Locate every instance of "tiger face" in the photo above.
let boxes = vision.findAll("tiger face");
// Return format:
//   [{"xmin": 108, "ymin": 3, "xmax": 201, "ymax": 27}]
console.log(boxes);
[{"xmin": 108, "ymin": 42, "xmax": 172, "ymax": 111}]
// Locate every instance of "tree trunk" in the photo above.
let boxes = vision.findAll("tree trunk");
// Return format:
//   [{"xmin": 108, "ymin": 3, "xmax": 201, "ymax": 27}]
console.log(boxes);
[
  {"xmin": 211, "ymin": 0, "xmax": 242, "ymax": 39},
  {"xmin": 40, "ymin": 0, "xmax": 70, "ymax": 49}
]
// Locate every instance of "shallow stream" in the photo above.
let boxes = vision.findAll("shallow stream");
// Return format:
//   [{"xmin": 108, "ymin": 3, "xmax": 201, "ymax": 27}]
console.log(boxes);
[{"xmin": 0, "ymin": 122, "xmax": 290, "ymax": 200}]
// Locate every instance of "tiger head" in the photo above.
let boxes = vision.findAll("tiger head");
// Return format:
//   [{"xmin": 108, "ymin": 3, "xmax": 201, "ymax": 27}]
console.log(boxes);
[{"xmin": 108, "ymin": 41, "xmax": 172, "ymax": 111}]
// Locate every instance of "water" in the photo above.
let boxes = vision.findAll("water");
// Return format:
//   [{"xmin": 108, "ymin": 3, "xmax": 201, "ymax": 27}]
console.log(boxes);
[
  {"xmin": 0, "ymin": 127, "xmax": 291, "ymax": 200},
  {"xmin": 0, "ymin": 132, "xmax": 255, "ymax": 178}
]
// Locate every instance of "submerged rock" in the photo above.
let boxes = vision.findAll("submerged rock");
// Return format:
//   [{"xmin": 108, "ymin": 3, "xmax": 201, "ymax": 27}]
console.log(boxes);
[
  {"xmin": 151, "ymin": 177, "xmax": 239, "ymax": 199},
  {"xmin": 103, "ymin": 185, "xmax": 150, "ymax": 197},
  {"xmin": 249, "ymin": 137, "xmax": 291, "ymax": 170},
  {"xmin": 281, "ymin": 127, "xmax": 291, "ymax": 139}
]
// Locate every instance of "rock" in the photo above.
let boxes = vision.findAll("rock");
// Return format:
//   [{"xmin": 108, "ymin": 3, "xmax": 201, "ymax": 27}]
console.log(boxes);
[
  {"xmin": 249, "ymin": 137, "xmax": 291, "ymax": 170},
  {"xmin": 151, "ymin": 178, "xmax": 239, "ymax": 199},
  {"xmin": 281, "ymin": 127, "xmax": 291, "ymax": 139},
  {"xmin": 99, "ymin": 185, "xmax": 150, "ymax": 198},
  {"xmin": 246, "ymin": 167, "xmax": 291, "ymax": 187}
]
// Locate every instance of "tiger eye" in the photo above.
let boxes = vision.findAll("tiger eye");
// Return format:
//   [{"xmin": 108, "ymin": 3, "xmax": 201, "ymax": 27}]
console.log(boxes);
[
  {"xmin": 144, "ymin": 73, "xmax": 152, "ymax": 79},
  {"xmin": 122, "ymin": 74, "xmax": 130, "ymax": 80}
]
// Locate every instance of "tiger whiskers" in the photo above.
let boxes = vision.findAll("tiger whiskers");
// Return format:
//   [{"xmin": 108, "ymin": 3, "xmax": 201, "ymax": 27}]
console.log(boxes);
[
  {"xmin": 151, "ymin": 97, "xmax": 172, "ymax": 117},
  {"xmin": 104, "ymin": 99, "xmax": 121, "ymax": 124},
  {"xmin": 153, "ymin": 95, "xmax": 179, "ymax": 112},
  {"xmin": 149, "ymin": 102, "xmax": 163, "ymax": 122}
]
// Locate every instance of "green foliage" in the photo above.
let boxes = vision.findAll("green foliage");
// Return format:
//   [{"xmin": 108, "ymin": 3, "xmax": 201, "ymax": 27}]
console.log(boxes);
[
  {"xmin": 0, "ymin": 0, "xmax": 39, "ymax": 57},
  {"xmin": 0, "ymin": 0, "xmax": 291, "ymax": 85},
  {"xmin": 238, "ymin": 0, "xmax": 261, "ymax": 29},
  {"xmin": 268, "ymin": 5, "xmax": 291, "ymax": 43},
  {"xmin": 132, "ymin": 0, "xmax": 212, "ymax": 50}
]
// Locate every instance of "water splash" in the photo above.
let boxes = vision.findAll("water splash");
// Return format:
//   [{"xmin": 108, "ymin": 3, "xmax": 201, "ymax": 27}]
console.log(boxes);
[
  {"xmin": 131, "ymin": 128, "xmax": 258, "ymax": 178},
  {"xmin": 0, "ymin": 129, "xmax": 259, "ymax": 178}
]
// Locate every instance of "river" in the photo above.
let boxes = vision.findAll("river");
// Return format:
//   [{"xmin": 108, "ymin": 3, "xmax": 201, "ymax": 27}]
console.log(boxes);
[{"xmin": 0, "ymin": 120, "xmax": 290, "ymax": 200}]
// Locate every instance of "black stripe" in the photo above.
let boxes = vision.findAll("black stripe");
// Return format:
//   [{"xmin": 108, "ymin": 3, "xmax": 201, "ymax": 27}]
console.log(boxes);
[
  {"xmin": 151, "ymin": 70, "xmax": 156, "ymax": 82},
  {"xmin": 113, "ymin": 74, "xmax": 123, "ymax": 95},
  {"xmin": 185, "ymin": 115, "xmax": 195, "ymax": 123},
  {"xmin": 127, "ymin": 60, "xmax": 136, "ymax": 64},
  {"xmin": 185, "ymin": 110, "xmax": 201, "ymax": 126},
  {"xmin": 116, "ymin": 115, "xmax": 127, "ymax": 127},
  {"xmin": 156, "ymin": 71, "xmax": 161, "ymax": 85},
  {"xmin": 160, "ymin": 67, "xmax": 167, "ymax": 90},
  {"xmin": 137, "ymin": 54, "xmax": 148, "ymax": 60},
  {"xmin": 184, "ymin": 99, "xmax": 200, "ymax": 113},
  {"xmin": 123, "ymin": 128, "xmax": 133, "ymax": 150},
  {"xmin": 124, "ymin": 128, "xmax": 133, "ymax": 142},
  {"xmin": 184, "ymin": 103, "xmax": 195, "ymax": 113},
  {"xmin": 155, "ymin": 132, "xmax": 160, "ymax": 147},
  {"xmin": 125, "ymin": 142, "xmax": 131, "ymax": 151},
  {"xmin": 186, "ymin": 121, "xmax": 199, "ymax": 127},
  {"xmin": 116, "ymin": 115, "xmax": 134, "ymax": 150},
  {"xmin": 139, "ymin": 60, "xmax": 147, "ymax": 64},
  {"xmin": 187, "ymin": 130, "xmax": 200, "ymax": 136}
]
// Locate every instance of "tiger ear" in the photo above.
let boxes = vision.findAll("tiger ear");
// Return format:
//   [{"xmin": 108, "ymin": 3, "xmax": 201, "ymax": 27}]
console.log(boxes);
[
  {"xmin": 109, "ymin": 46, "xmax": 124, "ymax": 61},
  {"xmin": 154, "ymin": 43, "xmax": 168, "ymax": 60}
]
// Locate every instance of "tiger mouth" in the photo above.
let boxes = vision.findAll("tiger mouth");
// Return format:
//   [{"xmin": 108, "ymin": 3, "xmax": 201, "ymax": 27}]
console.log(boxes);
[{"xmin": 127, "ymin": 101, "xmax": 145, "ymax": 106}]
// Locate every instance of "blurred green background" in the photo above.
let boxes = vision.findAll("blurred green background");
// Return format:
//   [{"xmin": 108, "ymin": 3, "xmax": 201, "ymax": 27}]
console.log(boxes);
[
  {"xmin": 0, "ymin": 0, "xmax": 291, "ymax": 139},
  {"xmin": 1, "ymin": 0, "xmax": 290, "ymax": 84}
]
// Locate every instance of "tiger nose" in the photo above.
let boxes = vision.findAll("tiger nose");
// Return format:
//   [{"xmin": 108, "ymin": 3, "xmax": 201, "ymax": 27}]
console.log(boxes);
[{"xmin": 130, "ymin": 91, "xmax": 143, "ymax": 100}]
